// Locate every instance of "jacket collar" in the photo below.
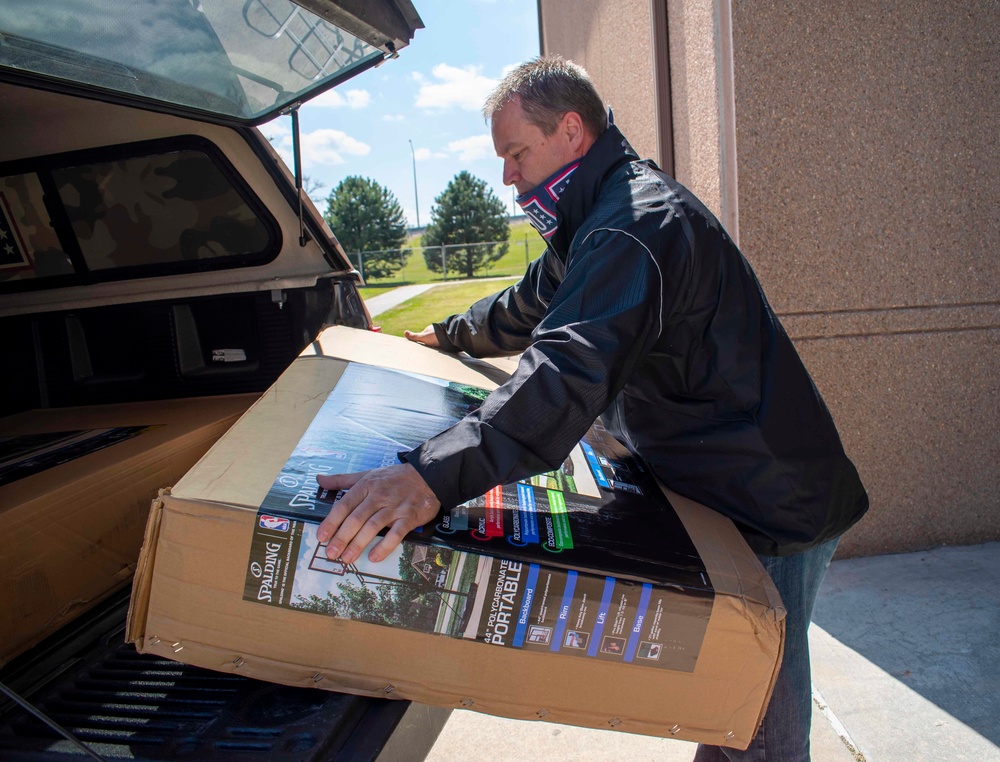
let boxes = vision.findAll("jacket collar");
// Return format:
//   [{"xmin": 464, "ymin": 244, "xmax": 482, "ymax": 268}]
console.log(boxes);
[{"xmin": 550, "ymin": 124, "xmax": 639, "ymax": 257}]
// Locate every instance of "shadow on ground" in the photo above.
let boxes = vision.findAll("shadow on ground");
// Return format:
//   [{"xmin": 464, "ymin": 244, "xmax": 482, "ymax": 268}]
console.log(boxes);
[{"xmin": 811, "ymin": 543, "xmax": 1000, "ymax": 746}]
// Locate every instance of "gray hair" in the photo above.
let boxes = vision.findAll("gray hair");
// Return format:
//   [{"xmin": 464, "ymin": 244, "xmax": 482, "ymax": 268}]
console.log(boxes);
[{"xmin": 483, "ymin": 56, "xmax": 607, "ymax": 139}]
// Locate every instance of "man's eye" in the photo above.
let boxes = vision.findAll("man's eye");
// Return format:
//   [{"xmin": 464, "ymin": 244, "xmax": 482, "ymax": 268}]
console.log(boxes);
[{"xmin": 513, "ymin": 151, "xmax": 525, "ymax": 161}]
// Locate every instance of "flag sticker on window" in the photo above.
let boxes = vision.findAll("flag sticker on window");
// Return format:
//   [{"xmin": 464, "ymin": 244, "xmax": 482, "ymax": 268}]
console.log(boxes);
[{"xmin": 0, "ymin": 193, "xmax": 32, "ymax": 272}]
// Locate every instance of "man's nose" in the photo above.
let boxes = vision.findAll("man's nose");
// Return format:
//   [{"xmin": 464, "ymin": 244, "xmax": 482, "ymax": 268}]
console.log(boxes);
[{"xmin": 502, "ymin": 160, "xmax": 520, "ymax": 187}]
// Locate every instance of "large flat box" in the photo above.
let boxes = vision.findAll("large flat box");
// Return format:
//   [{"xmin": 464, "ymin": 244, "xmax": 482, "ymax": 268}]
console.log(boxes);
[
  {"xmin": 127, "ymin": 327, "xmax": 785, "ymax": 749},
  {"xmin": 0, "ymin": 394, "xmax": 257, "ymax": 666}
]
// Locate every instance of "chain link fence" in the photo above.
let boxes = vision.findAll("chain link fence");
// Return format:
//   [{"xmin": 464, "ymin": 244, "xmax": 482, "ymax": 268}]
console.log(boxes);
[{"xmin": 349, "ymin": 236, "xmax": 543, "ymax": 286}]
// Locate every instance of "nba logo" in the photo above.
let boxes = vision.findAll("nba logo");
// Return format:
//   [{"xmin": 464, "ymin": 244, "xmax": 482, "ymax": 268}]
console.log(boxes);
[{"xmin": 259, "ymin": 514, "xmax": 290, "ymax": 532}]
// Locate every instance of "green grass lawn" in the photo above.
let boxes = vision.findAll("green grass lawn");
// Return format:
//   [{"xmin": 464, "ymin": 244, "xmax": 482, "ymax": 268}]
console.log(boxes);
[
  {"xmin": 372, "ymin": 278, "xmax": 519, "ymax": 336},
  {"xmin": 358, "ymin": 219, "xmax": 544, "ymax": 291}
]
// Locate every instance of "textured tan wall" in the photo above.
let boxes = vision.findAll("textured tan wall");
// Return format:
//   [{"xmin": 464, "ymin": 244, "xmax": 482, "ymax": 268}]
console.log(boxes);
[
  {"xmin": 663, "ymin": 0, "xmax": 725, "ymax": 222},
  {"xmin": 540, "ymin": 1, "xmax": 1000, "ymax": 558},
  {"xmin": 538, "ymin": 0, "xmax": 659, "ymax": 165},
  {"xmin": 539, "ymin": 0, "xmax": 731, "ymax": 221},
  {"xmin": 730, "ymin": 2, "xmax": 1000, "ymax": 556}
]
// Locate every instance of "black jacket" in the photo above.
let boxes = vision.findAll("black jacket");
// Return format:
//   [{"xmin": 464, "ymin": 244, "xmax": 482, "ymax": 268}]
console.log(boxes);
[{"xmin": 403, "ymin": 125, "xmax": 868, "ymax": 556}]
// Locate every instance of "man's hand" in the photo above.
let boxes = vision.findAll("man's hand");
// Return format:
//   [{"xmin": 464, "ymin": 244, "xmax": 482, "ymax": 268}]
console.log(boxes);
[
  {"xmin": 404, "ymin": 325, "xmax": 440, "ymax": 348},
  {"xmin": 315, "ymin": 463, "xmax": 441, "ymax": 564}
]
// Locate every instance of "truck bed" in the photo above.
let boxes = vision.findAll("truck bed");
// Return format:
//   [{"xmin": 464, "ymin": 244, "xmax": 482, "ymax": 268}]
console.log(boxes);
[{"xmin": 0, "ymin": 590, "xmax": 450, "ymax": 761}]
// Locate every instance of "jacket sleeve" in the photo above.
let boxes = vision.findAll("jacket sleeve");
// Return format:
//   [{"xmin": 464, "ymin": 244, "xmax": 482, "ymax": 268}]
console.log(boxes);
[
  {"xmin": 403, "ymin": 228, "xmax": 664, "ymax": 509},
  {"xmin": 432, "ymin": 248, "xmax": 563, "ymax": 357}
]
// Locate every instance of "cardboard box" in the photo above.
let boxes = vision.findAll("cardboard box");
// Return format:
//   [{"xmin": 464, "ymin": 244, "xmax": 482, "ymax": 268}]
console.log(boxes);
[
  {"xmin": 0, "ymin": 393, "xmax": 258, "ymax": 666},
  {"xmin": 127, "ymin": 327, "xmax": 785, "ymax": 749}
]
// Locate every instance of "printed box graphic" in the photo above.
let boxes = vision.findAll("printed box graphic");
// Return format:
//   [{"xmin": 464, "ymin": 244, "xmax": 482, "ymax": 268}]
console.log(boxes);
[{"xmin": 245, "ymin": 362, "xmax": 713, "ymax": 672}]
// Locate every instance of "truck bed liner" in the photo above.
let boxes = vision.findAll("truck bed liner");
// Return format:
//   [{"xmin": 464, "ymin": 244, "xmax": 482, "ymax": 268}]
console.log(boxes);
[{"xmin": 0, "ymin": 591, "xmax": 449, "ymax": 761}]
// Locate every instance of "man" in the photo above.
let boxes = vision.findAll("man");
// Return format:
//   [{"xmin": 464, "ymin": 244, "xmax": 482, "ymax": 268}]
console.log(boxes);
[{"xmin": 317, "ymin": 57, "xmax": 868, "ymax": 761}]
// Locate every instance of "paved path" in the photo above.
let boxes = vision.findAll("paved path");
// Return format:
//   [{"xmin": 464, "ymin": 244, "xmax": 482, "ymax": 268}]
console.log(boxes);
[
  {"xmin": 426, "ymin": 543, "xmax": 1000, "ymax": 761},
  {"xmin": 364, "ymin": 284, "xmax": 436, "ymax": 318},
  {"xmin": 364, "ymin": 277, "xmax": 519, "ymax": 319}
]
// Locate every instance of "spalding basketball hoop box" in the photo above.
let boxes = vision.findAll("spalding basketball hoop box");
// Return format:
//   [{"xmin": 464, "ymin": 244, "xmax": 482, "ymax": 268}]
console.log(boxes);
[{"xmin": 127, "ymin": 326, "xmax": 784, "ymax": 750}]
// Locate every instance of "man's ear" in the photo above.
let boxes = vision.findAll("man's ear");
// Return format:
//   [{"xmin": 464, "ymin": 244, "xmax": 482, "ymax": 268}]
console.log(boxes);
[{"xmin": 562, "ymin": 111, "xmax": 587, "ymax": 152}]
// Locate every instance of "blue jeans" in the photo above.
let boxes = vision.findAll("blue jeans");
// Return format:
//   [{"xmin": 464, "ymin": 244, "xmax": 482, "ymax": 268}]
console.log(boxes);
[{"xmin": 694, "ymin": 537, "xmax": 840, "ymax": 762}]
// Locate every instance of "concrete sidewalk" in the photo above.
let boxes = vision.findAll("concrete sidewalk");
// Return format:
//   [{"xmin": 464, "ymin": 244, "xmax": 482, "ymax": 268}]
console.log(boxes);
[
  {"xmin": 363, "ymin": 277, "xmax": 519, "ymax": 320},
  {"xmin": 426, "ymin": 543, "xmax": 1000, "ymax": 762},
  {"xmin": 364, "ymin": 284, "xmax": 437, "ymax": 318}
]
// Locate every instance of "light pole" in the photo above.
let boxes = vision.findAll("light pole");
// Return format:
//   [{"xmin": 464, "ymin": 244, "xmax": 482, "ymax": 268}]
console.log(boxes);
[{"xmin": 408, "ymin": 139, "xmax": 420, "ymax": 228}]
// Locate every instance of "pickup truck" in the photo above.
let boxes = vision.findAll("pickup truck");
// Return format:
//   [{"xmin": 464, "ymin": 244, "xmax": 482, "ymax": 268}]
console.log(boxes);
[{"xmin": 0, "ymin": 1, "xmax": 451, "ymax": 758}]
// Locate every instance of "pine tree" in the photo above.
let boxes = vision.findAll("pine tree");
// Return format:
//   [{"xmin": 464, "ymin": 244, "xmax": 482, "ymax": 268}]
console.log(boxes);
[
  {"xmin": 422, "ymin": 171, "xmax": 509, "ymax": 278},
  {"xmin": 324, "ymin": 176, "xmax": 409, "ymax": 279}
]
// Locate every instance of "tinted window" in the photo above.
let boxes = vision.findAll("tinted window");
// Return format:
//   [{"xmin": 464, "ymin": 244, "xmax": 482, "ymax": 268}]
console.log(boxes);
[{"xmin": 0, "ymin": 141, "xmax": 277, "ymax": 291}]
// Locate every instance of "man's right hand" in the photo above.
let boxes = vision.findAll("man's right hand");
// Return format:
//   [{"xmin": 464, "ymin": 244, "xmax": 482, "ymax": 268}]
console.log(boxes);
[{"xmin": 404, "ymin": 325, "xmax": 440, "ymax": 348}]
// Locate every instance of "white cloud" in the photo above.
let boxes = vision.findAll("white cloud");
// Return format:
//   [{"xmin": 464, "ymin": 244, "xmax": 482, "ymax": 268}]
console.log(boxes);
[
  {"xmin": 413, "ymin": 147, "xmax": 432, "ymax": 161},
  {"xmin": 382, "ymin": 114, "xmax": 405, "ymax": 121},
  {"xmin": 300, "ymin": 129, "xmax": 370, "ymax": 165},
  {"xmin": 271, "ymin": 128, "xmax": 370, "ymax": 168},
  {"xmin": 261, "ymin": 119, "xmax": 291, "ymax": 143},
  {"xmin": 309, "ymin": 88, "xmax": 371, "ymax": 108},
  {"xmin": 414, "ymin": 63, "xmax": 498, "ymax": 111},
  {"xmin": 447, "ymin": 134, "xmax": 495, "ymax": 161},
  {"xmin": 346, "ymin": 90, "xmax": 371, "ymax": 108}
]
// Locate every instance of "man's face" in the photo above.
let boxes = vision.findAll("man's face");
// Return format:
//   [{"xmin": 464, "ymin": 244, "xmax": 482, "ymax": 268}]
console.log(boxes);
[{"xmin": 491, "ymin": 96, "xmax": 579, "ymax": 196}]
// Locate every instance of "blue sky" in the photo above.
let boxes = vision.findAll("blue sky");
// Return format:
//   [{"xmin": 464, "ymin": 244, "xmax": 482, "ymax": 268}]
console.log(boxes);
[{"xmin": 264, "ymin": 0, "xmax": 540, "ymax": 227}]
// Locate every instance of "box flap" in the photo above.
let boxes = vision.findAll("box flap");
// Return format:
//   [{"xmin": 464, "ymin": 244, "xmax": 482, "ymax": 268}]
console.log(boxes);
[
  {"xmin": 126, "ymin": 491, "xmax": 165, "ymax": 648},
  {"xmin": 173, "ymin": 358, "xmax": 348, "ymax": 507},
  {"xmin": 312, "ymin": 325, "xmax": 519, "ymax": 384},
  {"xmin": 666, "ymin": 488, "xmax": 786, "ymax": 615}
]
